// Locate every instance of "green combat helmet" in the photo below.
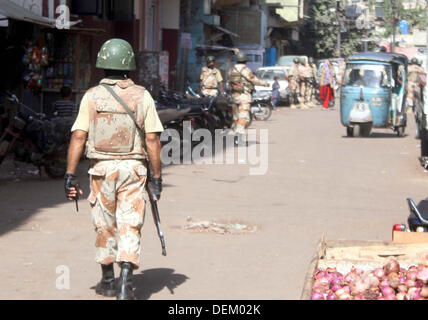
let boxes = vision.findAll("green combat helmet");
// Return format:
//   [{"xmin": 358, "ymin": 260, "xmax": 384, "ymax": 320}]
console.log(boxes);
[
  {"xmin": 410, "ymin": 58, "xmax": 418, "ymax": 65},
  {"xmin": 236, "ymin": 52, "xmax": 248, "ymax": 63},
  {"xmin": 293, "ymin": 58, "xmax": 299, "ymax": 64},
  {"xmin": 96, "ymin": 38, "xmax": 136, "ymax": 71},
  {"xmin": 206, "ymin": 56, "xmax": 216, "ymax": 64},
  {"xmin": 300, "ymin": 57, "xmax": 306, "ymax": 64}
]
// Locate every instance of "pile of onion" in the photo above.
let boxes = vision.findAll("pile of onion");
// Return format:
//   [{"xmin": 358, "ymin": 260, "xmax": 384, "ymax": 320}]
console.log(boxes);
[{"xmin": 311, "ymin": 256, "xmax": 428, "ymax": 300}]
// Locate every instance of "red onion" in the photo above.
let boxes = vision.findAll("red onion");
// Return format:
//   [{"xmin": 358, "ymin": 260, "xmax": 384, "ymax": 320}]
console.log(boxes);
[
  {"xmin": 330, "ymin": 277, "xmax": 343, "ymax": 288},
  {"xmin": 343, "ymin": 285, "xmax": 350, "ymax": 293},
  {"xmin": 384, "ymin": 259, "xmax": 400, "ymax": 275},
  {"xmin": 381, "ymin": 286, "xmax": 395, "ymax": 297},
  {"xmin": 399, "ymin": 276, "xmax": 406, "ymax": 283},
  {"xmin": 315, "ymin": 269, "xmax": 327, "ymax": 280},
  {"xmin": 311, "ymin": 292, "xmax": 324, "ymax": 300},
  {"xmin": 374, "ymin": 268, "xmax": 385, "ymax": 279},
  {"xmin": 409, "ymin": 265, "xmax": 418, "ymax": 272},
  {"xmin": 380, "ymin": 279, "xmax": 390, "ymax": 288},
  {"xmin": 384, "ymin": 294, "xmax": 397, "ymax": 300},
  {"xmin": 407, "ymin": 270, "xmax": 417, "ymax": 281},
  {"xmin": 397, "ymin": 284, "xmax": 408, "ymax": 293},
  {"xmin": 326, "ymin": 292, "xmax": 336, "ymax": 300},
  {"xmin": 338, "ymin": 293, "xmax": 351, "ymax": 300},
  {"xmin": 389, "ymin": 275, "xmax": 400, "ymax": 289},
  {"xmin": 416, "ymin": 267, "xmax": 428, "ymax": 282},
  {"xmin": 331, "ymin": 284, "xmax": 342, "ymax": 292},
  {"xmin": 344, "ymin": 271, "xmax": 358, "ymax": 283},
  {"xmin": 368, "ymin": 276, "xmax": 380, "ymax": 288},
  {"xmin": 420, "ymin": 286, "xmax": 428, "ymax": 298},
  {"xmin": 405, "ymin": 279, "xmax": 416, "ymax": 288},
  {"xmin": 396, "ymin": 293, "xmax": 407, "ymax": 300},
  {"xmin": 377, "ymin": 297, "xmax": 385, "ymax": 300},
  {"xmin": 334, "ymin": 288, "xmax": 346, "ymax": 297},
  {"xmin": 408, "ymin": 287, "xmax": 421, "ymax": 300}
]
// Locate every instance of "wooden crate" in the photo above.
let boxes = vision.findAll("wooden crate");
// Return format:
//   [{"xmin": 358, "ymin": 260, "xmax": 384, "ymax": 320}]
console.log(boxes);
[{"xmin": 300, "ymin": 236, "xmax": 428, "ymax": 300}]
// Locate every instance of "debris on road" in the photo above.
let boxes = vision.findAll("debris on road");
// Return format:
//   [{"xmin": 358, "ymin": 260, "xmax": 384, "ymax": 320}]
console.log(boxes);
[{"xmin": 181, "ymin": 217, "xmax": 257, "ymax": 234}]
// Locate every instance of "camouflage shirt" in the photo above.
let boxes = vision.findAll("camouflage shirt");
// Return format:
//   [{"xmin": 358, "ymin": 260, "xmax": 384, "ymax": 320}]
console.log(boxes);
[
  {"xmin": 200, "ymin": 66, "xmax": 223, "ymax": 89},
  {"xmin": 228, "ymin": 63, "xmax": 266, "ymax": 94}
]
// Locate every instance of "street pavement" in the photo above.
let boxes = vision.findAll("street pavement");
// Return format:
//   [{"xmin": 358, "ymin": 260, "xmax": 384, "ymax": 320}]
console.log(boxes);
[{"xmin": 0, "ymin": 102, "xmax": 427, "ymax": 300}]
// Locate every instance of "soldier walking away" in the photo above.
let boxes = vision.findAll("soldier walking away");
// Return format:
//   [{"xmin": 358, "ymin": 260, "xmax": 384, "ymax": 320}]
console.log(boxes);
[
  {"xmin": 407, "ymin": 57, "xmax": 426, "ymax": 113},
  {"xmin": 228, "ymin": 52, "xmax": 268, "ymax": 146},
  {"xmin": 200, "ymin": 56, "xmax": 224, "ymax": 97},
  {"xmin": 64, "ymin": 38, "xmax": 164, "ymax": 300},
  {"xmin": 299, "ymin": 58, "xmax": 313, "ymax": 108},
  {"xmin": 309, "ymin": 57, "xmax": 319, "ymax": 106},
  {"xmin": 288, "ymin": 58, "xmax": 302, "ymax": 109}
]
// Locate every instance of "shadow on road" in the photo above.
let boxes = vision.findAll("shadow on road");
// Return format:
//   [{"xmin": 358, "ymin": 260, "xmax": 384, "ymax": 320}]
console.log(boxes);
[
  {"xmin": 342, "ymin": 132, "xmax": 407, "ymax": 139},
  {"xmin": 133, "ymin": 268, "xmax": 189, "ymax": 300}
]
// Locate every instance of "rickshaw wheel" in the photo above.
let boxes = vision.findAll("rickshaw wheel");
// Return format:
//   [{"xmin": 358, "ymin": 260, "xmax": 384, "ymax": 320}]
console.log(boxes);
[
  {"xmin": 360, "ymin": 124, "xmax": 372, "ymax": 137},
  {"xmin": 346, "ymin": 127, "xmax": 353, "ymax": 137}
]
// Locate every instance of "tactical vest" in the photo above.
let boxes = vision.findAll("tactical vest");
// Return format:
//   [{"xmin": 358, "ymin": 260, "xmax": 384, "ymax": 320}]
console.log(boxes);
[
  {"xmin": 85, "ymin": 82, "xmax": 147, "ymax": 160},
  {"xmin": 408, "ymin": 65, "xmax": 422, "ymax": 82},
  {"xmin": 229, "ymin": 65, "xmax": 254, "ymax": 93}
]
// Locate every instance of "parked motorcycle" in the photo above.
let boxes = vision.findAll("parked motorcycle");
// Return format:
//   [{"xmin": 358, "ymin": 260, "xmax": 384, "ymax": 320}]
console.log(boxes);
[
  {"xmin": 251, "ymin": 91, "xmax": 273, "ymax": 122},
  {"xmin": 0, "ymin": 92, "xmax": 73, "ymax": 179},
  {"xmin": 393, "ymin": 198, "xmax": 428, "ymax": 233}
]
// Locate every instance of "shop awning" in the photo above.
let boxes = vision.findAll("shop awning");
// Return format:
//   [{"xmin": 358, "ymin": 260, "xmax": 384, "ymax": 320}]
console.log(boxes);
[{"xmin": 0, "ymin": 0, "xmax": 81, "ymax": 28}]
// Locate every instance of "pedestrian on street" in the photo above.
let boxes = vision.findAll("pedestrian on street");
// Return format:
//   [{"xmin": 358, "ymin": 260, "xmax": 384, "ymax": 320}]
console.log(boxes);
[
  {"xmin": 288, "ymin": 58, "xmax": 305, "ymax": 109},
  {"xmin": 64, "ymin": 38, "xmax": 164, "ymax": 300},
  {"xmin": 200, "ymin": 56, "xmax": 224, "ymax": 97},
  {"xmin": 52, "ymin": 85, "xmax": 77, "ymax": 118},
  {"xmin": 271, "ymin": 76, "xmax": 280, "ymax": 110},
  {"xmin": 228, "ymin": 52, "xmax": 268, "ymax": 146},
  {"xmin": 299, "ymin": 58, "xmax": 314, "ymax": 108},
  {"xmin": 319, "ymin": 59, "xmax": 335, "ymax": 110}
]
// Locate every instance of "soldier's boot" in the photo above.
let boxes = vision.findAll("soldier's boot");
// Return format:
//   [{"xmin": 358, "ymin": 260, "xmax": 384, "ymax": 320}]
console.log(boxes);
[
  {"xmin": 290, "ymin": 104, "xmax": 297, "ymax": 109},
  {"xmin": 234, "ymin": 133, "xmax": 248, "ymax": 147},
  {"xmin": 117, "ymin": 262, "xmax": 136, "ymax": 300},
  {"xmin": 95, "ymin": 264, "xmax": 116, "ymax": 297}
]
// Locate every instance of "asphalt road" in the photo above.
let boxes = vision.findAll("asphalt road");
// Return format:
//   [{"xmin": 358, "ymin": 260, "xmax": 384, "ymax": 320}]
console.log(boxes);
[{"xmin": 0, "ymin": 102, "xmax": 427, "ymax": 300}]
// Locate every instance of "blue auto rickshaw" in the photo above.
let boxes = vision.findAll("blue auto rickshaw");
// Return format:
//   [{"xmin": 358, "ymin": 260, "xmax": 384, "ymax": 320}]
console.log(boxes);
[{"xmin": 340, "ymin": 52, "xmax": 408, "ymax": 137}]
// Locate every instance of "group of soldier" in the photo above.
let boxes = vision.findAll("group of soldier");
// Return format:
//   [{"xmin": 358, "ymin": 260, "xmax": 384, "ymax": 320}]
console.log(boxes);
[
  {"xmin": 200, "ymin": 52, "xmax": 269, "ymax": 146},
  {"xmin": 288, "ymin": 57, "xmax": 320, "ymax": 110}
]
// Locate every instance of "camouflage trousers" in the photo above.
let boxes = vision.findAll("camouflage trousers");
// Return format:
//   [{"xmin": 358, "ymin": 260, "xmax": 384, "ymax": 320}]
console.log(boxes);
[
  {"xmin": 87, "ymin": 159, "xmax": 148, "ymax": 268},
  {"xmin": 288, "ymin": 79, "xmax": 301, "ymax": 107},
  {"xmin": 407, "ymin": 81, "xmax": 420, "ymax": 108},
  {"xmin": 300, "ymin": 78, "xmax": 312, "ymax": 103},
  {"xmin": 232, "ymin": 92, "xmax": 251, "ymax": 135}
]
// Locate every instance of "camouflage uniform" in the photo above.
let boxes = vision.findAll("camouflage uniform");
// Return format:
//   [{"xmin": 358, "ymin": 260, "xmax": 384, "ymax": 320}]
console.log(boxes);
[
  {"xmin": 299, "ymin": 63, "xmax": 313, "ymax": 107},
  {"xmin": 72, "ymin": 78, "xmax": 163, "ymax": 268},
  {"xmin": 288, "ymin": 63, "xmax": 301, "ymax": 109},
  {"xmin": 407, "ymin": 64, "xmax": 425, "ymax": 109},
  {"xmin": 200, "ymin": 66, "xmax": 223, "ymax": 97},
  {"xmin": 228, "ymin": 63, "xmax": 266, "ymax": 135},
  {"xmin": 309, "ymin": 63, "xmax": 318, "ymax": 103}
]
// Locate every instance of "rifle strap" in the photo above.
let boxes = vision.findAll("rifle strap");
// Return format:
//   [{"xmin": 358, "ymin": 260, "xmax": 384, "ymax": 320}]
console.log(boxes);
[{"xmin": 100, "ymin": 83, "xmax": 148, "ymax": 157}]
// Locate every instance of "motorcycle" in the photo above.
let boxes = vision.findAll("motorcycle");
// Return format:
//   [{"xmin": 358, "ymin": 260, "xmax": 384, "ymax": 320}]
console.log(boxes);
[
  {"xmin": 250, "ymin": 91, "xmax": 273, "ymax": 122},
  {"xmin": 0, "ymin": 92, "xmax": 73, "ymax": 179},
  {"xmin": 393, "ymin": 198, "xmax": 428, "ymax": 233}
]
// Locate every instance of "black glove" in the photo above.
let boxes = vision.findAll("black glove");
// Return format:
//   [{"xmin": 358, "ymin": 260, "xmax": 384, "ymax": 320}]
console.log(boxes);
[
  {"xmin": 64, "ymin": 173, "xmax": 79, "ymax": 199},
  {"xmin": 149, "ymin": 177, "xmax": 162, "ymax": 201}
]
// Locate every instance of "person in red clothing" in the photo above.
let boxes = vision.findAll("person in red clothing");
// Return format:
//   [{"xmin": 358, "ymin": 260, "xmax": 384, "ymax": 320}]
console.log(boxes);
[{"xmin": 319, "ymin": 60, "xmax": 335, "ymax": 110}]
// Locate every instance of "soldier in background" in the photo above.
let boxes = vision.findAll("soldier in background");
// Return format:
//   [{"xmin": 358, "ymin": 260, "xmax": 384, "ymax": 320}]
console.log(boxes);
[
  {"xmin": 407, "ymin": 57, "xmax": 426, "ymax": 112},
  {"xmin": 200, "ymin": 56, "xmax": 224, "ymax": 97},
  {"xmin": 299, "ymin": 58, "xmax": 313, "ymax": 108},
  {"xmin": 288, "ymin": 58, "xmax": 303, "ymax": 109},
  {"xmin": 228, "ymin": 52, "xmax": 268, "ymax": 146},
  {"xmin": 64, "ymin": 39, "xmax": 164, "ymax": 300}
]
